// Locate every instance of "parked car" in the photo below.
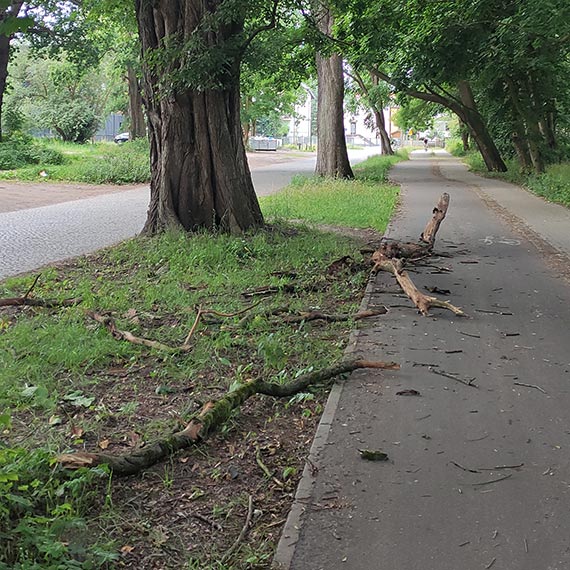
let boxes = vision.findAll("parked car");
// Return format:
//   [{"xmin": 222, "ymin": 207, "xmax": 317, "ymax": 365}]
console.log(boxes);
[{"xmin": 114, "ymin": 132, "xmax": 130, "ymax": 144}]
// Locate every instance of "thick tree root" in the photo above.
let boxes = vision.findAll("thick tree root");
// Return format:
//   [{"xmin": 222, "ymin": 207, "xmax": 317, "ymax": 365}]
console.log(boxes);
[{"xmin": 57, "ymin": 359, "xmax": 399, "ymax": 476}]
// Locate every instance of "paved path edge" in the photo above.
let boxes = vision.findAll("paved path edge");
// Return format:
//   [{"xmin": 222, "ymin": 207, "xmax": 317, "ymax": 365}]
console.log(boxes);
[{"xmin": 272, "ymin": 218, "xmax": 395, "ymax": 569}]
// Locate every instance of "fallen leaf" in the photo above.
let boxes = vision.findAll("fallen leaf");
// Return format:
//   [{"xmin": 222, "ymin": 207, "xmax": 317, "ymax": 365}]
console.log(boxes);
[
  {"xmin": 69, "ymin": 425, "xmax": 84, "ymax": 439},
  {"xmin": 120, "ymin": 545, "xmax": 135, "ymax": 554},
  {"xmin": 359, "ymin": 449, "xmax": 389, "ymax": 462},
  {"xmin": 396, "ymin": 389, "xmax": 421, "ymax": 396},
  {"xmin": 98, "ymin": 439, "xmax": 110, "ymax": 450},
  {"xmin": 48, "ymin": 415, "xmax": 62, "ymax": 426}
]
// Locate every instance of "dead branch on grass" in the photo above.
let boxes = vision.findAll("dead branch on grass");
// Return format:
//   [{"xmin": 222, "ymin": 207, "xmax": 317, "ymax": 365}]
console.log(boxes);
[{"xmin": 57, "ymin": 359, "xmax": 399, "ymax": 475}]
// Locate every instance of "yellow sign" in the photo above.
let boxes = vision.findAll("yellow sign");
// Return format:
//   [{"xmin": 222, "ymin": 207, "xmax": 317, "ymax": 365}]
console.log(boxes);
[{"xmin": 408, "ymin": 129, "xmax": 414, "ymax": 136}]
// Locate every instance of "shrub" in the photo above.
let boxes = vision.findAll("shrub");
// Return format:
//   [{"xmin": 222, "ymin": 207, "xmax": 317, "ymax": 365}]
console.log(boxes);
[
  {"xmin": 43, "ymin": 101, "xmax": 99, "ymax": 144},
  {"xmin": 0, "ymin": 135, "xmax": 64, "ymax": 171}
]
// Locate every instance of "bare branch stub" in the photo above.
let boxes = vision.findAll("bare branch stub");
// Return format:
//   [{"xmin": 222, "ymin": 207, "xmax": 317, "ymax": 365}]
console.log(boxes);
[{"xmin": 420, "ymin": 192, "xmax": 450, "ymax": 245}]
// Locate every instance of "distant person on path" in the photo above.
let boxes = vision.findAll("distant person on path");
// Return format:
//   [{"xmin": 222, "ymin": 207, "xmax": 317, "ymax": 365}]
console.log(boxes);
[{"xmin": 423, "ymin": 137, "xmax": 429, "ymax": 151}]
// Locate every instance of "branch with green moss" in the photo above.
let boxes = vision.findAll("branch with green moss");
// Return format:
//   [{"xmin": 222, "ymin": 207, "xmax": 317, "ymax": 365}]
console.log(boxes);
[{"xmin": 57, "ymin": 359, "xmax": 399, "ymax": 476}]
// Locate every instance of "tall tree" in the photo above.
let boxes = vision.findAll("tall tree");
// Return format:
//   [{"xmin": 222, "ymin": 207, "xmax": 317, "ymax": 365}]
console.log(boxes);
[
  {"xmin": 0, "ymin": 1, "xmax": 25, "ymax": 140},
  {"xmin": 134, "ymin": 0, "xmax": 287, "ymax": 234},
  {"xmin": 312, "ymin": 0, "xmax": 353, "ymax": 178},
  {"xmin": 346, "ymin": 67, "xmax": 393, "ymax": 154}
]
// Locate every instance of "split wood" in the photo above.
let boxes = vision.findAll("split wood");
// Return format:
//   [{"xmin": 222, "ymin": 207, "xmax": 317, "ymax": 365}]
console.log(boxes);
[{"xmin": 57, "ymin": 359, "xmax": 399, "ymax": 475}]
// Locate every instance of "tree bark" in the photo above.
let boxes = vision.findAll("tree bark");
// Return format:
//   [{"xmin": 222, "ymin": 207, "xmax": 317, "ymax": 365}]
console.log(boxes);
[
  {"xmin": 457, "ymin": 80, "xmax": 507, "ymax": 172},
  {"xmin": 314, "ymin": 3, "xmax": 353, "ymax": 178},
  {"xmin": 0, "ymin": 2, "xmax": 24, "ymax": 142},
  {"xmin": 135, "ymin": 0, "xmax": 264, "ymax": 235},
  {"xmin": 127, "ymin": 65, "xmax": 146, "ymax": 140}
]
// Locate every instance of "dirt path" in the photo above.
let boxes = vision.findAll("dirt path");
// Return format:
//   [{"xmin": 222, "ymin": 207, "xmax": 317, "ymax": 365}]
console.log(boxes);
[{"xmin": 0, "ymin": 150, "xmax": 312, "ymax": 213}]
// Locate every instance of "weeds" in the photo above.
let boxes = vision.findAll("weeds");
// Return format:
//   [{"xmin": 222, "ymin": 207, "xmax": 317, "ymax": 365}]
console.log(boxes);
[{"xmin": 260, "ymin": 152, "xmax": 405, "ymax": 231}]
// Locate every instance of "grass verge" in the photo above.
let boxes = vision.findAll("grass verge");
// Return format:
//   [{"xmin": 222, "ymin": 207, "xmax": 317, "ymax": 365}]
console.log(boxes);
[
  {"xmin": 446, "ymin": 138, "xmax": 570, "ymax": 208},
  {"xmin": 0, "ymin": 153, "xmax": 400, "ymax": 569},
  {"xmin": 260, "ymin": 151, "xmax": 406, "ymax": 232}
]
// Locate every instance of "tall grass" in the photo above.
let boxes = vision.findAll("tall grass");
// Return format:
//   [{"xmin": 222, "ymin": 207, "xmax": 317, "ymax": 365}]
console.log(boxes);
[
  {"xmin": 0, "ymin": 139, "xmax": 150, "ymax": 184},
  {"xmin": 447, "ymin": 138, "xmax": 570, "ymax": 208},
  {"xmin": 260, "ymin": 152, "xmax": 406, "ymax": 232}
]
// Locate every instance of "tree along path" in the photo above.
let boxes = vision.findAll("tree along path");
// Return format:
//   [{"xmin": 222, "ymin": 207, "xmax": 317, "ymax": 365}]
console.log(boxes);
[{"xmin": 276, "ymin": 150, "xmax": 570, "ymax": 570}]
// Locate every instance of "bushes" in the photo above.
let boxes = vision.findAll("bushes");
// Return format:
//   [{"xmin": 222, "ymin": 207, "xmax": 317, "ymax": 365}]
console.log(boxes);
[
  {"xmin": 0, "ymin": 138, "xmax": 150, "ymax": 184},
  {"xmin": 0, "ymin": 134, "xmax": 64, "ymax": 171}
]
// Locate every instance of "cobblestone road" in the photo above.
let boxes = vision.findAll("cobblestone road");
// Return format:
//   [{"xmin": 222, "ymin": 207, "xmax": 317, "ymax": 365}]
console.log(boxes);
[
  {"xmin": 0, "ymin": 188, "xmax": 148, "ymax": 280},
  {"xmin": 0, "ymin": 148, "xmax": 379, "ymax": 281}
]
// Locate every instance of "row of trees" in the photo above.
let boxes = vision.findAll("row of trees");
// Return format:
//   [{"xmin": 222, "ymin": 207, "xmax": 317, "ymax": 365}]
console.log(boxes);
[{"xmin": 1, "ymin": 0, "xmax": 569, "ymax": 234}]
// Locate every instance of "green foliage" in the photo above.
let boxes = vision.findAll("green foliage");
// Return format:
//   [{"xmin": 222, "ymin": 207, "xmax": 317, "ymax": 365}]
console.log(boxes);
[
  {"xmin": 464, "ymin": 153, "xmax": 570, "ymax": 208},
  {"xmin": 0, "ymin": 139, "xmax": 149, "ymax": 183},
  {"xmin": 0, "ymin": 447, "xmax": 114, "ymax": 569},
  {"xmin": 0, "ymin": 134, "xmax": 64, "ymax": 170},
  {"xmin": 43, "ymin": 100, "xmax": 99, "ymax": 144},
  {"xmin": 445, "ymin": 138, "xmax": 466, "ymax": 157}
]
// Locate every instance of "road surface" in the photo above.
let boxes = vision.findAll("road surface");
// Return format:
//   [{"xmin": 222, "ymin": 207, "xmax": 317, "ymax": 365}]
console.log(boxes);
[{"xmin": 0, "ymin": 148, "xmax": 378, "ymax": 280}]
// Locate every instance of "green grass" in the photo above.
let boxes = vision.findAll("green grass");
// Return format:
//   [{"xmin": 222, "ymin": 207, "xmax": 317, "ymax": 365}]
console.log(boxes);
[
  {"xmin": 260, "ymin": 152, "xmax": 406, "ymax": 232},
  {"xmin": 446, "ymin": 138, "xmax": 570, "ymax": 208},
  {"xmin": 0, "ymin": 139, "xmax": 150, "ymax": 184}
]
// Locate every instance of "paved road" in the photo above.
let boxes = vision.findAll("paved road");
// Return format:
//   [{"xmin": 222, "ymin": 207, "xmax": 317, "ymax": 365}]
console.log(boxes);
[
  {"xmin": 276, "ymin": 151, "xmax": 570, "ymax": 570},
  {"xmin": 0, "ymin": 148, "xmax": 378, "ymax": 280}
]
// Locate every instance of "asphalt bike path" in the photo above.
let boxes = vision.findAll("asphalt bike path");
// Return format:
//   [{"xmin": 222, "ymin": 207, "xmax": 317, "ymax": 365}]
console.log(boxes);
[{"xmin": 275, "ymin": 150, "xmax": 570, "ymax": 570}]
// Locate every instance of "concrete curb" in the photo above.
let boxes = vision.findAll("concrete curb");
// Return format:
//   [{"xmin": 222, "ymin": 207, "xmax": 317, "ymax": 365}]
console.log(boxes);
[
  {"xmin": 272, "ymin": 208, "xmax": 400, "ymax": 568},
  {"xmin": 272, "ymin": 275, "xmax": 377, "ymax": 569}
]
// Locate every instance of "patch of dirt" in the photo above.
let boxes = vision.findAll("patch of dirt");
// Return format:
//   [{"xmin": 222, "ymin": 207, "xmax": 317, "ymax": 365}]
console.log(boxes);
[{"xmin": 2, "ymin": 236, "xmax": 374, "ymax": 569}]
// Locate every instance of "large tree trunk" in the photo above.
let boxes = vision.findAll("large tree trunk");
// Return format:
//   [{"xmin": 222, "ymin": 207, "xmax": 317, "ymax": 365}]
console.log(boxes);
[
  {"xmin": 314, "ymin": 3, "xmax": 353, "ymax": 179},
  {"xmin": 0, "ymin": 2, "xmax": 24, "ymax": 142},
  {"xmin": 457, "ymin": 81, "xmax": 507, "ymax": 172},
  {"xmin": 370, "ymin": 73, "xmax": 393, "ymax": 155},
  {"xmin": 127, "ymin": 65, "xmax": 146, "ymax": 140},
  {"xmin": 135, "ymin": 0, "xmax": 264, "ymax": 235}
]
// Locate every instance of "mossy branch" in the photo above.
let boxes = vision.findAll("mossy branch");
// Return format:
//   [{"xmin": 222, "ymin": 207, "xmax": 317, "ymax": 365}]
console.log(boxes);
[{"xmin": 57, "ymin": 359, "xmax": 398, "ymax": 476}]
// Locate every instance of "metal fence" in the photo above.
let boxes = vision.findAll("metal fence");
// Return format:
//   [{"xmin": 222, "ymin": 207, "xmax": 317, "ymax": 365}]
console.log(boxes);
[{"xmin": 31, "ymin": 113, "xmax": 126, "ymax": 142}]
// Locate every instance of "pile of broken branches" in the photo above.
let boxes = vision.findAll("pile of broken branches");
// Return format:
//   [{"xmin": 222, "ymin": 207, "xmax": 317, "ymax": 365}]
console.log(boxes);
[{"xmin": 371, "ymin": 193, "xmax": 465, "ymax": 317}]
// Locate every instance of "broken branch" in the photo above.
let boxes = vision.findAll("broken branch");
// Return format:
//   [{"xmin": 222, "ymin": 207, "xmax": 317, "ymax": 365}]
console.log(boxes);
[{"xmin": 57, "ymin": 359, "xmax": 399, "ymax": 475}]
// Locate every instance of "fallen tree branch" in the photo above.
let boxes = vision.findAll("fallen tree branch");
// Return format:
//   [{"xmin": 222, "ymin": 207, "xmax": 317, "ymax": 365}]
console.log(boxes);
[
  {"xmin": 87, "ymin": 311, "xmax": 185, "ymax": 353},
  {"xmin": 0, "ymin": 274, "xmax": 82, "ymax": 308},
  {"xmin": 281, "ymin": 308, "xmax": 387, "ymax": 324},
  {"xmin": 57, "ymin": 359, "xmax": 399, "ymax": 475},
  {"xmin": 0, "ymin": 297, "xmax": 82, "ymax": 308},
  {"xmin": 421, "ymin": 192, "xmax": 449, "ymax": 245},
  {"xmin": 372, "ymin": 255, "xmax": 465, "ymax": 317},
  {"xmin": 182, "ymin": 302, "xmax": 262, "ymax": 346},
  {"xmin": 221, "ymin": 495, "xmax": 254, "ymax": 563}
]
